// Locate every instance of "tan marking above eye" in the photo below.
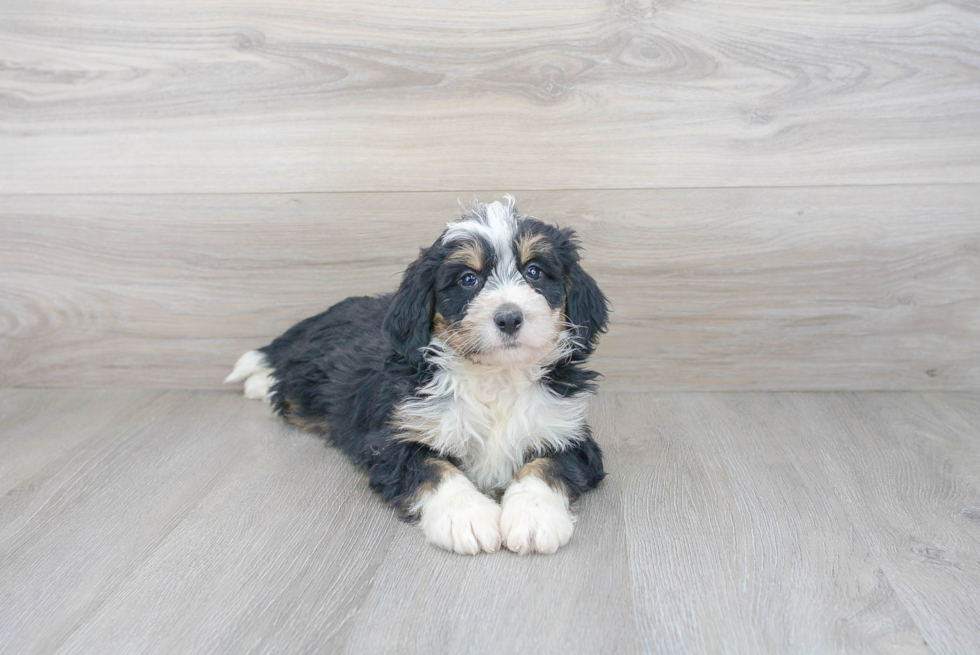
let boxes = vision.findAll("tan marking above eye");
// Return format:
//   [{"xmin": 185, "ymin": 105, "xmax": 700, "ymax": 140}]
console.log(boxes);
[
  {"xmin": 446, "ymin": 242, "xmax": 485, "ymax": 271},
  {"xmin": 517, "ymin": 233, "xmax": 552, "ymax": 267}
]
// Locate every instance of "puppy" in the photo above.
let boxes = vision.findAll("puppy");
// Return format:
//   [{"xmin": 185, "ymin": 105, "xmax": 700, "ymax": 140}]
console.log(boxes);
[{"xmin": 226, "ymin": 197, "xmax": 609, "ymax": 555}]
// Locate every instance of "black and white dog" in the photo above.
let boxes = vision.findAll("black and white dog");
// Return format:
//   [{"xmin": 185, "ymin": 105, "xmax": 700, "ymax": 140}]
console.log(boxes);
[{"xmin": 226, "ymin": 197, "xmax": 608, "ymax": 555}]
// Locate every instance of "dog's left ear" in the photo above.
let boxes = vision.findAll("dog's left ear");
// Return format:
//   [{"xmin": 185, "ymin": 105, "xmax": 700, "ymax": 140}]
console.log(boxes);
[
  {"xmin": 383, "ymin": 245, "xmax": 441, "ymax": 369},
  {"xmin": 562, "ymin": 236, "xmax": 609, "ymax": 359}
]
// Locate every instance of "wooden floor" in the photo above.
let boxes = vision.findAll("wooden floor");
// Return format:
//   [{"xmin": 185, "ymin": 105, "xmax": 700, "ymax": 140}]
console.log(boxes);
[{"xmin": 2, "ymin": 389, "xmax": 979, "ymax": 654}]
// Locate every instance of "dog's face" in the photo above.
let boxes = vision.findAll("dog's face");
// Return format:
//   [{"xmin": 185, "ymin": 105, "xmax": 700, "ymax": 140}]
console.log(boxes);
[
  {"xmin": 384, "ymin": 198, "xmax": 608, "ymax": 369},
  {"xmin": 432, "ymin": 205, "xmax": 572, "ymax": 365}
]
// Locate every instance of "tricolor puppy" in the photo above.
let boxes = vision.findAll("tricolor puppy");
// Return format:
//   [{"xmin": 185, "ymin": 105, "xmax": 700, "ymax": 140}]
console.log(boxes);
[{"xmin": 226, "ymin": 197, "xmax": 609, "ymax": 555}]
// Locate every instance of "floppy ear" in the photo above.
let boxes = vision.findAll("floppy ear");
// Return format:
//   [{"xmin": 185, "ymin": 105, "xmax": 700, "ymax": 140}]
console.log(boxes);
[
  {"xmin": 383, "ymin": 246, "xmax": 440, "ymax": 368},
  {"xmin": 564, "ymin": 248, "xmax": 609, "ymax": 359}
]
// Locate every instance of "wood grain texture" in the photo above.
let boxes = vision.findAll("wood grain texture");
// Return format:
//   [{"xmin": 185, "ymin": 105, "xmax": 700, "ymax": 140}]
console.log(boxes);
[
  {"xmin": 0, "ymin": 390, "xmax": 394, "ymax": 654},
  {"xmin": 51, "ymin": 411, "xmax": 395, "ymax": 654},
  {"xmin": 2, "ymin": 0, "xmax": 979, "ymax": 193},
  {"xmin": 776, "ymin": 392, "xmax": 980, "ymax": 654},
  {"xmin": 2, "ymin": 187, "xmax": 978, "ymax": 390},
  {"xmin": 924, "ymin": 393, "xmax": 980, "ymax": 488},
  {"xmin": 3, "ymin": 390, "xmax": 980, "ymax": 653},
  {"xmin": 614, "ymin": 393, "xmax": 933, "ymax": 653},
  {"xmin": 0, "ymin": 392, "xmax": 277, "ymax": 654}
]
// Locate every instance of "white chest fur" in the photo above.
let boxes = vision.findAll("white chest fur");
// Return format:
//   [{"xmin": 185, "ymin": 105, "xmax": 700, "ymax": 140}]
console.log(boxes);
[{"xmin": 394, "ymin": 359, "xmax": 589, "ymax": 491}]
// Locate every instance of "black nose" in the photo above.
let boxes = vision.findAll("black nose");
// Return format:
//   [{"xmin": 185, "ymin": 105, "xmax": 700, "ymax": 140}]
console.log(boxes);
[{"xmin": 494, "ymin": 309, "xmax": 523, "ymax": 336}]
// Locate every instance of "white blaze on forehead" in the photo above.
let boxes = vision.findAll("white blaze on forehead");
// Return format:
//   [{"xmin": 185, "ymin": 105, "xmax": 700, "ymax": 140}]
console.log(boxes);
[{"xmin": 443, "ymin": 197, "xmax": 522, "ymax": 276}]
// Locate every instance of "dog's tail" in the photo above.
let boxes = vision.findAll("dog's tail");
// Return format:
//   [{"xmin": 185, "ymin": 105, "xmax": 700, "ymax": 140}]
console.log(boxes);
[{"xmin": 224, "ymin": 349, "xmax": 276, "ymax": 401}]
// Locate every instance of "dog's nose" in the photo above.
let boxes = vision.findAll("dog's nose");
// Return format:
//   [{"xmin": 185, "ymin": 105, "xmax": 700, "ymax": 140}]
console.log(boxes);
[{"xmin": 494, "ymin": 308, "xmax": 523, "ymax": 336}]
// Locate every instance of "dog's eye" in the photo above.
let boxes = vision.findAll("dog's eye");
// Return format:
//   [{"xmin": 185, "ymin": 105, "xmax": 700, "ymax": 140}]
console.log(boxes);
[
  {"xmin": 524, "ymin": 265, "xmax": 542, "ymax": 281},
  {"xmin": 459, "ymin": 273, "xmax": 479, "ymax": 288}
]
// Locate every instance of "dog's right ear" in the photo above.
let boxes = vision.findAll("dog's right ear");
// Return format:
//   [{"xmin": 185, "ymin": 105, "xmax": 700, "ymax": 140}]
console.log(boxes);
[{"xmin": 383, "ymin": 245, "xmax": 441, "ymax": 368}]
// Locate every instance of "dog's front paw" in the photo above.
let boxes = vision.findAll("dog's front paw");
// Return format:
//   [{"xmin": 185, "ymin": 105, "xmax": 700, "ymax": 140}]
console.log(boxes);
[
  {"xmin": 418, "ymin": 476, "xmax": 502, "ymax": 555},
  {"xmin": 500, "ymin": 476, "xmax": 574, "ymax": 555}
]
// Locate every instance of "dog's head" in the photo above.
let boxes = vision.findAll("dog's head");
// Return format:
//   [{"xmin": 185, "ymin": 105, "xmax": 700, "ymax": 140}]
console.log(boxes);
[{"xmin": 383, "ymin": 197, "xmax": 608, "ymax": 369}]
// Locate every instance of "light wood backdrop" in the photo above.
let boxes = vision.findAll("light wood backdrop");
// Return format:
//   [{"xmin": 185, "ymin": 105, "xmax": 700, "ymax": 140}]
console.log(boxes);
[
  {"xmin": 3, "ymin": 0, "xmax": 980, "ymax": 193},
  {"xmin": 1, "ymin": 0, "xmax": 979, "ymax": 390}
]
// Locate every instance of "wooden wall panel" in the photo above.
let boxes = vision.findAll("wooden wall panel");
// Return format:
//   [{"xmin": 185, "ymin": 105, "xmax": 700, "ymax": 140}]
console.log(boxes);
[
  {"xmin": 1, "ymin": 0, "xmax": 979, "ymax": 193},
  {"xmin": 2, "ymin": 187, "xmax": 977, "ymax": 390}
]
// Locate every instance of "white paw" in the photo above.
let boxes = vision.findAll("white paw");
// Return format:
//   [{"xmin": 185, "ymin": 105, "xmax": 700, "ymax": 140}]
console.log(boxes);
[
  {"xmin": 416, "ymin": 475, "xmax": 502, "ymax": 555},
  {"xmin": 225, "ymin": 350, "xmax": 275, "ymax": 402},
  {"xmin": 500, "ymin": 476, "xmax": 574, "ymax": 555}
]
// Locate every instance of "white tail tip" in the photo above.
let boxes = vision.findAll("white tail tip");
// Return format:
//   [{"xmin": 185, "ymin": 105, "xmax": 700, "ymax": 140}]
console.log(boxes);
[{"xmin": 224, "ymin": 350, "xmax": 270, "ymax": 384}]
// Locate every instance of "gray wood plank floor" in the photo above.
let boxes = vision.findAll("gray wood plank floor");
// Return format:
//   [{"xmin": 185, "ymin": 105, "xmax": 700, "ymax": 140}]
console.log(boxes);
[{"xmin": 2, "ymin": 389, "xmax": 979, "ymax": 654}]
